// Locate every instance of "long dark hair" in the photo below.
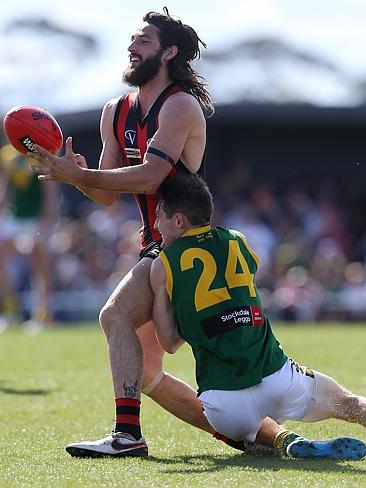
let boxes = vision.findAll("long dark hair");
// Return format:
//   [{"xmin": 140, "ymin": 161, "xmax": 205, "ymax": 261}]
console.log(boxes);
[{"xmin": 144, "ymin": 7, "xmax": 214, "ymax": 116}]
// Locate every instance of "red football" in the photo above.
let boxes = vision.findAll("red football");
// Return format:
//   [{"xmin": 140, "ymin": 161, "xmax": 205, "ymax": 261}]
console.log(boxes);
[{"xmin": 3, "ymin": 105, "xmax": 63, "ymax": 155}]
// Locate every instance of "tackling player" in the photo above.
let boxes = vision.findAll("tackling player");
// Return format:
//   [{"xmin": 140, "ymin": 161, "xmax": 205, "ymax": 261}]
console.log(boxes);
[{"xmin": 150, "ymin": 172, "xmax": 366, "ymax": 460}]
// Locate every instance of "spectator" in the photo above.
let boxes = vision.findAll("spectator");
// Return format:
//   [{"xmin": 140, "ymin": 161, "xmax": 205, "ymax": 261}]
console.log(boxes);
[{"xmin": 0, "ymin": 144, "xmax": 59, "ymax": 331}]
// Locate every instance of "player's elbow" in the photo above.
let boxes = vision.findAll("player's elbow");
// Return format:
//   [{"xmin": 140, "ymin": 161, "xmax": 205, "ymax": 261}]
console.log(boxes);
[
  {"xmin": 171, "ymin": 343, "xmax": 182, "ymax": 354},
  {"xmin": 158, "ymin": 339, "xmax": 175, "ymax": 354},
  {"xmin": 164, "ymin": 342, "xmax": 177, "ymax": 354},
  {"xmin": 166, "ymin": 336, "xmax": 183, "ymax": 354},
  {"xmin": 95, "ymin": 192, "xmax": 120, "ymax": 207},
  {"xmin": 157, "ymin": 335, "xmax": 180, "ymax": 354},
  {"xmin": 144, "ymin": 180, "xmax": 160, "ymax": 194},
  {"xmin": 103, "ymin": 195, "xmax": 119, "ymax": 206},
  {"xmin": 144, "ymin": 174, "xmax": 165, "ymax": 194},
  {"xmin": 143, "ymin": 163, "xmax": 170, "ymax": 194}
]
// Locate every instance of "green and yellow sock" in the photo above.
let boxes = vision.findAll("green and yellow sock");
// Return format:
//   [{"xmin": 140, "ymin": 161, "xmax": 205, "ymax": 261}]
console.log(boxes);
[{"xmin": 274, "ymin": 430, "xmax": 306, "ymax": 457}]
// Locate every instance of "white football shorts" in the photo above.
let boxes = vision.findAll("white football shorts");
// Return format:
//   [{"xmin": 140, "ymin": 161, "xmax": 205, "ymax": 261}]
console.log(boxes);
[{"xmin": 199, "ymin": 358, "xmax": 317, "ymax": 442}]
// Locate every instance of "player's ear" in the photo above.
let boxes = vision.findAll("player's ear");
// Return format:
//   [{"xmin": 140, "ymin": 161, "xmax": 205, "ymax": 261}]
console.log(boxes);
[
  {"xmin": 175, "ymin": 212, "xmax": 188, "ymax": 230},
  {"xmin": 163, "ymin": 45, "xmax": 178, "ymax": 62}
]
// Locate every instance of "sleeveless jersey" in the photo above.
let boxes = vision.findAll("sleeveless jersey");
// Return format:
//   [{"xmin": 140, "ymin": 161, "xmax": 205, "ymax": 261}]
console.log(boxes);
[
  {"xmin": 4, "ymin": 155, "xmax": 43, "ymax": 218},
  {"xmin": 160, "ymin": 225, "xmax": 287, "ymax": 394},
  {"xmin": 113, "ymin": 82, "xmax": 205, "ymax": 249}
]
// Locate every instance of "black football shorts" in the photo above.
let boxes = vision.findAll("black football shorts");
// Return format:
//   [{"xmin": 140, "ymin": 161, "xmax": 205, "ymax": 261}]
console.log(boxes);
[{"xmin": 139, "ymin": 240, "xmax": 162, "ymax": 260}]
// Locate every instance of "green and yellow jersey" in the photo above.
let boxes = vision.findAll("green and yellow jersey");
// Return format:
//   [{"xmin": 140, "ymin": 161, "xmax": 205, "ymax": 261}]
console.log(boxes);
[
  {"xmin": 0, "ymin": 145, "xmax": 43, "ymax": 218},
  {"xmin": 160, "ymin": 225, "xmax": 287, "ymax": 394}
]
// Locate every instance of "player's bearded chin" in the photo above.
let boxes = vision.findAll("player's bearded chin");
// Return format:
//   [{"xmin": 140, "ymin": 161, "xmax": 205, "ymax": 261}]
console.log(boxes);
[{"xmin": 123, "ymin": 50, "xmax": 163, "ymax": 87}]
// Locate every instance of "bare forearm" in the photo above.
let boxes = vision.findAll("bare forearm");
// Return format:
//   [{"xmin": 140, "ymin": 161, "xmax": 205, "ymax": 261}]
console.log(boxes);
[
  {"xmin": 153, "ymin": 306, "xmax": 184, "ymax": 354},
  {"xmin": 79, "ymin": 164, "xmax": 164, "ymax": 194},
  {"xmin": 151, "ymin": 259, "xmax": 185, "ymax": 353},
  {"xmin": 76, "ymin": 186, "xmax": 120, "ymax": 206}
]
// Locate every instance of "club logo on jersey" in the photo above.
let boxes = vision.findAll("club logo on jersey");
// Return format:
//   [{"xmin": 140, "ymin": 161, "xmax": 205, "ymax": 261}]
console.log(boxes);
[
  {"xmin": 125, "ymin": 129, "xmax": 136, "ymax": 144},
  {"xmin": 201, "ymin": 306, "xmax": 264, "ymax": 339}
]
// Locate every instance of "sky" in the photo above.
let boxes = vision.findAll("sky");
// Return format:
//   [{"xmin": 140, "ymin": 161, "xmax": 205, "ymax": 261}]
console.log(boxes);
[
  {"xmin": 1, "ymin": 0, "xmax": 366, "ymax": 113},
  {"xmin": 2, "ymin": 0, "xmax": 366, "ymax": 73}
]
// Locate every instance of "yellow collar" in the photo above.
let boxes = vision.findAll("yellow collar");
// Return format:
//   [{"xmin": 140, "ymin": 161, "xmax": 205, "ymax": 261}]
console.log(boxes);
[{"xmin": 182, "ymin": 225, "xmax": 211, "ymax": 237}]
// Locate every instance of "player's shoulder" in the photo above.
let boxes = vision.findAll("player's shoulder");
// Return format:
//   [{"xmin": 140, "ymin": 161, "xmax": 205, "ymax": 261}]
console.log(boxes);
[
  {"xmin": 100, "ymin": 95, "xmax": 129, "ymax": 126},
  {"xmin": 160, "ymin": 92, "xmax": 205, "ymax": 130},
  {"xmin": 164, "ymin": 90, "xmax": 203, "ymax": 115},
  {"xmin": 216, "ymin": 226, "xmax": 247, "ymax": 242},
  {"xmin": 103, "ymin": 91, "xmax": 139, "ymax": 115},
  {"xmin": 150, "ymin": 254, "xmax": 166, "ymax": 285},
  {"xmin": 229, "ymin": 228, "xmax": 246, "ymax": 239},
  {"xmin": 228, "ymin": 228, "xmax": 261, "ymax": 266},
  {"xmin": 99, "ymin": 95, "xmax": 126, "ymax": 136},
  {"xmin": 216, "ymin": 226, "xmax": 238, "ymax": 235},
  {"xmin": 102, "ymin": 95, "xmax": 123, "ymax": 113},
  {"xmin": 169, "ymin": 90, "xmax": 197, "ymax": 103}
]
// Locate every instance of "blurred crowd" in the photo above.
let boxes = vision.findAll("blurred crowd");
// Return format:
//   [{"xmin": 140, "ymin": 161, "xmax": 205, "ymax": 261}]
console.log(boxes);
[
  {"xmin": 214, "ymin": 164, "xmax": 366, "ymax": 322},
  {"xmin": 0, "ymin": 145, "xmax": 365, "ymax": 326}
]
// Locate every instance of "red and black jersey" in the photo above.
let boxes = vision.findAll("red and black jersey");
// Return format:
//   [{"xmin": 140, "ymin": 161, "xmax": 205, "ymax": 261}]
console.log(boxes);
[{"xmin": 113, "ymin": 82, "xmax": 205, "ymax": 249}]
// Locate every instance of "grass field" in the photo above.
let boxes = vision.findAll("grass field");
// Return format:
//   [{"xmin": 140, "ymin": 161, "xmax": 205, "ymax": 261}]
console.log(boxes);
[{"xmin": 1, "ymin": 323, "xmax": 366, "ymax": 487}]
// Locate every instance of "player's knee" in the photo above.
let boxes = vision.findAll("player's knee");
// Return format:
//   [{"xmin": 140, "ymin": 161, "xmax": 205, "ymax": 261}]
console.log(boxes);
[
  {"xmin": 99, "ymin": 295, "xmax": 133, "ymax": 334},
  {"xmin": 99, "ymin": 303, "xmax": 108, "ymax": 332},
  {"xmin": 99, "ymin": 301, "xmax": 119, "ymax": 336}
]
